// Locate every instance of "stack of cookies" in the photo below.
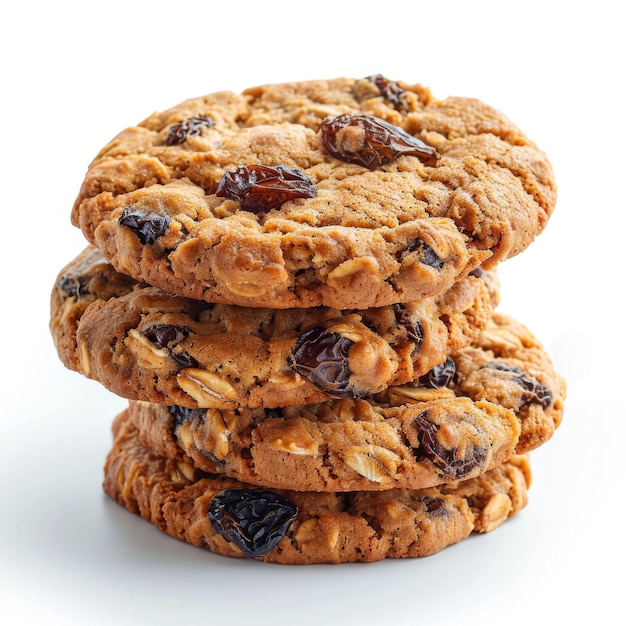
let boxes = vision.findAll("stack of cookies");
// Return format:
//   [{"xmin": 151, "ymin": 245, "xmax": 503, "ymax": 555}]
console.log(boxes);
[{"xmin": 50, "ymin": 75, "xmax": 566, "ymax": 564}]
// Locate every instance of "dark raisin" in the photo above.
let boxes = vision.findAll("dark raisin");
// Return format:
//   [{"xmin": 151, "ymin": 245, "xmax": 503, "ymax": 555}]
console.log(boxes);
[
  {"xmin": 393, "ymin": 303, "xmax": 424, "ymax": 350},
  {"xmin": 215, "ymin": 164, "xmax": 317, "ymax": 217},
  {"xmin": 399, "ymin": 239, "xmax": 444, "ymax": 269},
  {"xmin": 118, "ymin": 207, "xmax": 171, "ymax": 245},
  {"xmin": 166, "ymin": 116, "xmax": 215, "ymax": 146},
  {"xmin": 288, "ymin": 327, "xmax": 355, "ymax": 397},
  {"xmin": 487, "ymin": 362, "xmax": 553, "ymax": 409},
  {"xmin": 57, "ymin": 275, "xmax": 87, "ymax": 299},
  {"xmin": 319, "ymin": 114, "xmax": 438, "ymax": 169},
  {"xmin": 144, "ymin": 324, "xmax": 189, "ymax": 347},
  {"xmin": 167, "ymin": 405, "xmax": 207, "ymax": 426},
  {"xmin": 144, "ymin": 324, "xmax": 198, "ymax": 368},
  {"xmin": 208, "ymin": 489, "xmax": 298, "ymax": 558},
  {"xmin": 420, "ymin": 357, "xmax": 456, "ymax": 389},
  {"xmin": 170, "ymin": 351, "xmax": 198, "ymax": 368},
  {"xmin": 419, "ymin": 495, "xmax": 448, "ymax": 515},
  {"xmin": 413, "ymin": 411, "xmax": 485, "ymax": 479},
  {"xmin": 353, "ymin": 74, "xmax": 407, "ymax": 109},
  {"xmin": 469, "ymin": 267, "xmax": 485, "ymax": 279}
]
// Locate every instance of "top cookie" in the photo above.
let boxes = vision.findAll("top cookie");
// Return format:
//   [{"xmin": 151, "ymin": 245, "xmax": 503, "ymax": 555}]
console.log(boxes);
[{"xmin": 72, "ymin": 75, "xmax": 556, "ymax": 309}]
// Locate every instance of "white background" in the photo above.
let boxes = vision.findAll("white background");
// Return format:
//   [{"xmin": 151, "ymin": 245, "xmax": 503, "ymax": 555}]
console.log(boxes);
[{"xmin": 1, "ymin": 1, "xmax": 623, "ymax": 624}]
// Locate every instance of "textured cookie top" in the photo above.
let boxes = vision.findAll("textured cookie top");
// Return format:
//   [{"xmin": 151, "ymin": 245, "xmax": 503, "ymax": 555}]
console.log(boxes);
[
  {"xmin": 122, "ymin": 311, "xmax": 565, "ymax": 492},
  {"xmin": 50, "ymin": 246, "xmax": 498, "ymax": 408},
  {"xmin": 105, "ymin": 414, "xmax": 531, "ymax": 564},
  {"xmin": 71, "ymin": 75, "xmax": 556, "ymax": 309}
]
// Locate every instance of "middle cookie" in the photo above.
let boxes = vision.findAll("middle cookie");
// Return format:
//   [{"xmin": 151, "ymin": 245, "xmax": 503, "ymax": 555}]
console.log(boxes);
[
  {"xmin": 51, "ymin": 245, "xmax": 498, "ymax": 409},
  {"xmin": 122, "ymin": 312, "xmax": 566, "ymax": 492}
]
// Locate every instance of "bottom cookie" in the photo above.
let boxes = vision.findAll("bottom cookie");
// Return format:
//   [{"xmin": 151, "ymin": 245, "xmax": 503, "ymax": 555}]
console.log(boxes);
[{"xmin": 104, "ymin": 410, "xmax": 531, "ymax": 564}]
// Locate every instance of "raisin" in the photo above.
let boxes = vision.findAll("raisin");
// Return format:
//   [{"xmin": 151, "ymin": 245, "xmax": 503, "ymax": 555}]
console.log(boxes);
[
  {"xmin": 57, "ymin": 275, "xmax": 87, "ymax": 298},
  {"xmin": 288, "ymin": 327, "xmax": 355, "ymax": 397},
  {"xmin": 400, "ymin": 239, "xmax": 444, "ymax": 269},
  {"xmin": 208, "ymin": 489, "xmax": 298, "ymax": 558},
  {"xmin": 215, "ymin": 164, "xmax": 317, "ymax": 217},
  {"xmin": 419, "ymin": 496, "xmax": 448, "ymax": 515},
  {"xmin": 413, "ymin": 411, "xmax": 485, "ymax": 479},
  {"xmin": 143, "ymin": 324, "xmax": 198, "ymax": 368},
  {"xmin": 393, "ymin": 303, "xmax": 424, "ymax": 350},
  {"xmin": 169, "ymin": 353, "xmax": 195, "ymax": 368},
  {"xmin": 118, "ymin": 207, "xmax": 171, "ymax": 245},
  {"xmin": 420, "ymin": 357, "xmax": 456, "ymax": 388},
  {"xmin": 144, "ymin": 324, "xmax": 188, "ymax": 346},
  {"xmin": 487, "ymin": 362, "xmax": 553, "ymax": 409},
  {"xmin": 166, "ymin": 115, "xmax": 215, "ymax": 146},
  {"xmin": 167, "ymin": 405, "xmax": 207, "ymax": 426},
  {"xmin": 319, "ymin": 114, "xmax": 438, "ymax": 169},
  {"xmin": 353, "ymin": 74, "xmax": 407, "ymax": 109},
  {"xmin": 469, "ymin": 267, "xmax": 486, "ymax": 279}
]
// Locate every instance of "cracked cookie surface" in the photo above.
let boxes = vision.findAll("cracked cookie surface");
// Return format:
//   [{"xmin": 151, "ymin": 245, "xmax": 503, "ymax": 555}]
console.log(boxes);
[
  {"xmin": 50, "ymin": 246, "xmax": 498, "ymax": 409},
  {"xmin": 104, "ymin": 413, "xmax": 532, "ymax": 564},
  {"xmin": 71, "ymin": 75, "xmax": 556, "ymax": 309},
  {"xmin": 119, "ymin": 312, "xmax": 565, "ymax": 492}
]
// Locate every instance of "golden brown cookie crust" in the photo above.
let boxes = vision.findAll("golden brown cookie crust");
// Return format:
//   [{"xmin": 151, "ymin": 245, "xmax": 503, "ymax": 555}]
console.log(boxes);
[
  {"xmin": 105, "ymin": 414, "xmax": 531, "ymax": 564},
  {"xmin": 72, "ymin": 76, "xmax": 556, "ymax": 309}
]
